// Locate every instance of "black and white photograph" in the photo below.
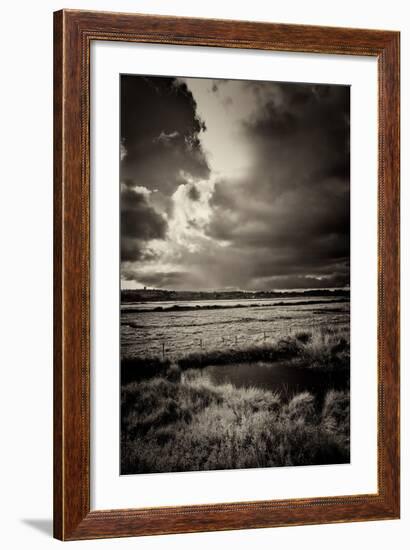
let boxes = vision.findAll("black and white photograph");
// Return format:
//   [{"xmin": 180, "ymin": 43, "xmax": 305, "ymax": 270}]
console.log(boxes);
[{"xmin": 120, "ymin": 74, "xmax": 350, "ymax": 475}]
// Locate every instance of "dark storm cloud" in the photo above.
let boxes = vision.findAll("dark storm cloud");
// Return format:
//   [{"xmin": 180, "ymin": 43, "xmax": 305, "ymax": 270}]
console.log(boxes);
[
  {"xmin": 122, "ymin": 268, "xmax": 205, "ymax": 290},
  {"xmin": 121, "ymin": 76, "xmax": 210, "ymax": 195},
  {"xmin": 121, "ymin": 238, "xmax": 159, "ymax": 262},
  {"xmin": 120, "ymin": 75, "xmax": 212, "ymax": 265},
  {"xmin": 121, "ymin": 186, "xmax": 167, "ymax": 261},
  {"xmin": 206, "ymin": 82, "xmax": 350, "ymax": 289},
  {"xmin": 121, "ymin": 76, "xmax": 350, "ymax": 290},
  {"xmin": 121, "ymin": 186, "xmax": 167, "ymax": 240},
  {"xmin": 250, "ymin": 272, "xmax": 349, "ymax": 291},
  {"xmin": 245, "ymin": 82, "xmax": 350, "ymax": 183}
]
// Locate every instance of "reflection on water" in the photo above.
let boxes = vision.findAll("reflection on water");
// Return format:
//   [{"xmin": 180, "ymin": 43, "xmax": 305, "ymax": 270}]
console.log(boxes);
[{"xmin": 204, "ymin": 361, "xmax": 349, "ymax": 402}]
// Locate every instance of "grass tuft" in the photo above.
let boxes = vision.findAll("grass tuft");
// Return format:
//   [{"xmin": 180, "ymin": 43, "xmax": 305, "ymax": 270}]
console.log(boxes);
[{"xmin": 121, "ymin": 370, "xmax": 349, "ymax": 474}]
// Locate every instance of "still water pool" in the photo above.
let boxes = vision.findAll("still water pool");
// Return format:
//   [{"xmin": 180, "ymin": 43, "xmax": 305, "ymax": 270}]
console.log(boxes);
[{"xmin": 204, "ymin": 361, "xmax": 349, "ymax": 401}]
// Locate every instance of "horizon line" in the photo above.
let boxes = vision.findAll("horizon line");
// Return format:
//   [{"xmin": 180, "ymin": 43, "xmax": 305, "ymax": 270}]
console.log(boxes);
[{"xmin": 121, "ymin": 286, "xmax": 350, "ymax": 293}]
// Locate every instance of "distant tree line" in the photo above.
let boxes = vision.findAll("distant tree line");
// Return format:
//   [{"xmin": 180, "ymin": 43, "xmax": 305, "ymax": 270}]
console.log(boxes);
[{"xmin": 121, "ymin": 287, "xmax": 350, "ymax": 303}]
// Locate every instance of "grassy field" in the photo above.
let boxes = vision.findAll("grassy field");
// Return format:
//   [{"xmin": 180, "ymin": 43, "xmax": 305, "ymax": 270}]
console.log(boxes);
[
  {"xmin": 121, "ymin": 329, "xmax": 350, "ymax": 474},
  {"xmin": 120, "ymin": 296, "xmax": 350, "ymax": 361}
]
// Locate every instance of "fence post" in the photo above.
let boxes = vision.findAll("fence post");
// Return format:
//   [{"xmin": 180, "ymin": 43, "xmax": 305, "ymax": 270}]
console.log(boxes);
[{"xmin": 162, "ymin": 341, "xmax": 165, "ymax": 359}]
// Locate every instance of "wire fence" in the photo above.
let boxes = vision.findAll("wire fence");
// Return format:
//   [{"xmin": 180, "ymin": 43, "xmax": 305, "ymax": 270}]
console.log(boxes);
[
  {"xmin": 151, "ymin": 328, "xmax": 300, "ymax": 360},
  {"xmin": 122, "ymin": 321, "xmax": 350, "ymax": 360}
]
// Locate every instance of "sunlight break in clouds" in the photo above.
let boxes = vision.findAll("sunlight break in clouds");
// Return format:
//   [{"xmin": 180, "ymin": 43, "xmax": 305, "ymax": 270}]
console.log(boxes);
[
  {"xmin": 168, "ymin": 175, "xmax": 216, "ymax": 251},
  {"xmin": 120, "ymin": 75, "xmax": 350, "ymax": 291},
  {"xmin": 179, "ymin": 77, "xmax": 255, "ymax": 180}
]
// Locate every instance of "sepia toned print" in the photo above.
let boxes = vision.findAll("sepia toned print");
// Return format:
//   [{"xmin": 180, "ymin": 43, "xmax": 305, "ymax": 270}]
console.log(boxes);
[{"xmin": 120, "ymin": 75, "xmax": 350, "ymax": 475}]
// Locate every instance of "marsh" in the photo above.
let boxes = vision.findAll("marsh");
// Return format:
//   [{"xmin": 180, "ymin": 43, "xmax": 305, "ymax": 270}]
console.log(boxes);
[{"xmin": 121, "ymin": 299, "xmax": 350, "ymax": 474}]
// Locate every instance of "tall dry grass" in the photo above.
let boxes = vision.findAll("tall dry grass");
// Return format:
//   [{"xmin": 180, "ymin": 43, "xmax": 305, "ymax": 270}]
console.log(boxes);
[{"xmin": 121, "ymin": 368, "xmax": 349, "ymax": 474}]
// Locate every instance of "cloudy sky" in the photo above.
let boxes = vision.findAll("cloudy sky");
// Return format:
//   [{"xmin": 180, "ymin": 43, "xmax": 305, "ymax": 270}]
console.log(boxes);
[{"xmin": 120, "ymin": 75, "xmax": 350, "ymax": 291}]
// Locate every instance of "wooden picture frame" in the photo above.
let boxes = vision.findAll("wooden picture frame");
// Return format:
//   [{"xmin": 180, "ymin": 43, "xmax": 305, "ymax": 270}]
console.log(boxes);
[{"xmin": 54, "ymin": 9, "xmax": 400, "ymax": 540}]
